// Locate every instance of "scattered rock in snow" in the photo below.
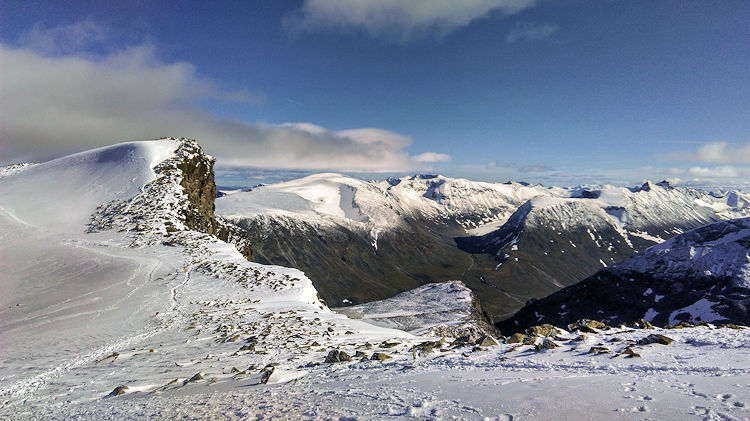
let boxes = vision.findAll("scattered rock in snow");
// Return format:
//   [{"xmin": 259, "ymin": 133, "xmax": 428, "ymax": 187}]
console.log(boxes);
[
  {"xmin": 324, "ymin": 350, "xmax": 352, "ymax": 363},
  {"xmin": 621, "ymin": 347, "xmax": 641, "ymax": 358},
  {"xmin": 569, "ymin": 319, "xmax": 606, "ymax": 333},
  {"xmin": 633, "ymin": 319, "xmax": 655, "ymax": 329},
  {"xmin": 370, "ymin": 352, "xmax": 392, "ymax": 361},
  {"xmin": 526, "ymin": 324, "xmax": 562, "ymax": 337},
  {"xmin": 259, "ymin": 366, "xmax": 275, "ymax": 384},
  {"xmin": 107, "ymin": 386, "xmax": 128, "ymax": 397},
  {"xmin": 184, "ymin": 373, "xmax": 204, "ymax": 385},
  {"xmin": 535, "ymin": 339, "xmax": 560, "ymax": 351},
  {"xmin": 476, "ymin": 336, "xmax": 499, "ymax": 347},
  {"xmin": 638, "ymin": 334, "xmax": 674, "ymax": 346},
  {"xmin": 505, "ymin": 333, "xmax": 533, "ymax": 345}
]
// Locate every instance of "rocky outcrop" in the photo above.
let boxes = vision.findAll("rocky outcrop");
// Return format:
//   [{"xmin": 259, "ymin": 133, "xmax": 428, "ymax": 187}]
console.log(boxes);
[
  {"xmin": 157, "ymin": 138, "xmax": 252, "ymax": 260},
  {"xmin": 88, "ymin": 138, "xmax": 252, "ymax": 260},
  {"xmin": 172, "ymin": 140, "xmax": 218, "ymax": 235}
]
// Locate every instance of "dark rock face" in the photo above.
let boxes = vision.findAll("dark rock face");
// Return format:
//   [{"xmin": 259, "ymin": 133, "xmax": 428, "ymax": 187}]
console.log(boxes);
[
  {"xmin": 176, "ymin": 145, "xmax": 217, "ymax": 235},
  {"xmin": 497, "ymin": 269, "xmax": 749, "ymax": 334}
]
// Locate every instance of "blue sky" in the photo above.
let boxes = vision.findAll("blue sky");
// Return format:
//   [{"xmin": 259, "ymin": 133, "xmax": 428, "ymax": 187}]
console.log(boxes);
[{"xmin": 1, "ymin": 1, "xmax": 749, "ymax": 188}]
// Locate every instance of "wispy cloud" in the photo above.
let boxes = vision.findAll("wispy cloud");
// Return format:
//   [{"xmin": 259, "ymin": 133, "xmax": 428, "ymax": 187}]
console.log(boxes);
[
  {"xmin": 686, "ymin": 165, "xmax": 746, "ymax": 178},
  {"xmin": 668, "ymin": 141, "xmax": 750, "ymax": 164},
  {"xmin": 506, "ymin": 22, "xmax": 558, "ymax": 43},
  {"xmin": 0, "ymin": 22, "xmax": 447, "ymax": 172},
  {"xmin": 18, "ymin": 20, "xmax": 109, "ymax": 55},
  {"xmin": 285, "ymin": 0, "xmax": 538, "ymax": 42}
]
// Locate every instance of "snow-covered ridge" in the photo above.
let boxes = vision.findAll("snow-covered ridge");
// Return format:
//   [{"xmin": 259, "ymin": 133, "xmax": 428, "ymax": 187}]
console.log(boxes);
[
  {"xmin": 217, "ymin": 172, "xmax": 559, "ymax": 235},
  {"xmin": 501, "ymin": 217, "xmax": 750, "ymax": 330},
  {"xmin": 617, "ymin": 217, "xmax": 750, "ymax": 288},
  {"xmin": 0, "ymin": 140, "xmax": 180, "ymax": 233},
  {"xmin": 0, "ymin": 138, "xmax": 419, "ymax": 411},
  {"xmin": 0, "ymin": 162, "xmax": 38, "ymax": 178},
  {"xmin": 468, "ymin": 180, "xmax": 750, "ymax": 255},
  {"xmin": 219, "ymin": 174, "xmax": 750, "ymax": 241}
]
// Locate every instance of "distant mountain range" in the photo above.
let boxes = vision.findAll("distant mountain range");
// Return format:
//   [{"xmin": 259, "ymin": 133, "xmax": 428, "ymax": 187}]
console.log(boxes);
[{"xmin": 216, "ymin": 173, "xmax": 750, "ymax": 319}]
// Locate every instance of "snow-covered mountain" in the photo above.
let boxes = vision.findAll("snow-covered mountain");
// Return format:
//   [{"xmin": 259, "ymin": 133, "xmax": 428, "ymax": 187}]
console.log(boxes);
[
  {"xmin": 218, "ymin": 172, "xmax": 557, "ymax": 235},
  {"xmin": 499, "ymin": 217, "xmax": 750, "ymax": 332},
  {"xmin": 216, "ymin": 173, "xmax": 559, "ymax": 314},
  {"xmin": 217, "ymin": 174, "xmax": 750, "ymax": 318},
  {"xmin": 4, "ymin": 138, "xmax": 750, "ymax": 419}
]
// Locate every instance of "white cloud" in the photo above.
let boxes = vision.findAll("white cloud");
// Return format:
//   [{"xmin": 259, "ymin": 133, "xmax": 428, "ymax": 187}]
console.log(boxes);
[
  {"xmin": 667, "ymin": 141, "xmax": 750, "ymax": 164},
  {"xmin": 412, "ymin": 152, "xmax": 452, "ymax": 163},
  {"xmin": 285, "ymin": 0, "xmax": 537, "ymax": 42},
  {"xmin": 686, "ymin": 166, "xmax": 745, "ymax": 178},
  {"xmin": 0, "ymin": 35, "xmax": 444, "ymax": 172},
  {"xmin": 506, "ymin": 22, "xmax": 558, "ymax": 43}
]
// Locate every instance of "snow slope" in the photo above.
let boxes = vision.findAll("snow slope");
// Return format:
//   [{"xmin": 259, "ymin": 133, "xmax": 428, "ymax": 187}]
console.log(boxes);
[
  {"xmin": 0, "ymin": 140, "xmax": 179, "ymax": 233},
  {"xmin": 0, "ymin": 139, "xmax": 417, "ymax": 414},
  {"xmin": 17, "ymin": 323, "xmax": 750, "ymax": 420},
  {"xmin": 333, "ymin": 281, "xmax": 495, "ymax": 336}
]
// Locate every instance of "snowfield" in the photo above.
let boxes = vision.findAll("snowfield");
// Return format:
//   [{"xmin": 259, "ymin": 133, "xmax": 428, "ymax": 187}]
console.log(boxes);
[{"xmin": 2, "ymin": 139, "xmax": 750, "ymax": 420}]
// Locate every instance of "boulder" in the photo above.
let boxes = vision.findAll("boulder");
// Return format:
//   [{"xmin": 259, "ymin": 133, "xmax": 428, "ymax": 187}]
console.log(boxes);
[
  {"xmin": 324, "ymin": 350, "xmax": 352, "ymax": 363},
  {"xmin": 371, "ymin": 352, "xmax": 392, "ymax": 361},
  {"xmin": 526, "ymin": 324, "xmax": 561, "ymax": 337},
  {"xmin": 638, "ymin": 334, "xmax": 674, "ymax": 346},
  {"xmin": 412, "ymin": 339, "xmax": 444, "ymax": 355},
  {"xmin": 719, "ymin": 323, "xmax": 745, "ymax": 330},
  {"xmin": 260, "ymin": 366, "xmax": 275, "ymax": 384},
  {"xmin": 535, "ymin": 339, "xmax": 560, "ymax": 351},
  {"xmin": 568, "ymin": 319, "xmax": 606, "ymax": 333},
  {"xmin": 621, "ymin": 347, "xmax": 641, "ymax": 358},
  {"xmin": 633, "ymin": 319, "xmax": 654, "ymax": 329},
  {"xmin": 505, "ymin": 333, "xmax": 533, "ymax": 344},
  {"xmin": 476, "ymin": 336, "xmax": 499, "ymax": 347},
  {"xmin": 184, "ymin": 372, "xmax": 203, "ymax": 385},
  {"xmin": 107, "ymin": 385, "xmax": 128, "ymax": 397},
  {"xmin": 452, "ymin": 335, "xmax": 477, "ymax": 347}
]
